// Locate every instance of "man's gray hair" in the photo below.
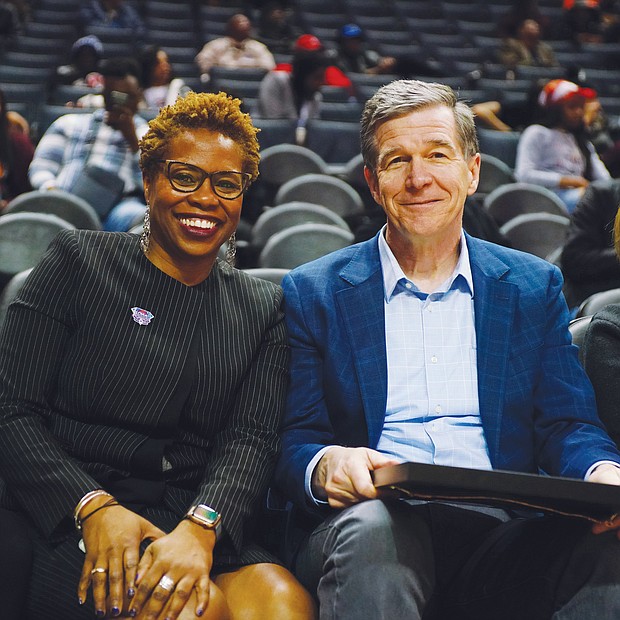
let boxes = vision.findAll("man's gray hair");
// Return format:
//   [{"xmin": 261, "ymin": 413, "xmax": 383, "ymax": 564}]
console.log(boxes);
[{"xmin": 360, "ymin": 79, "xmax": 479, "ymax": 171}]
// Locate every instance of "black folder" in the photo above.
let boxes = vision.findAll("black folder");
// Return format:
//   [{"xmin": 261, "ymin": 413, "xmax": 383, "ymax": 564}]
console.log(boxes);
[{"xmin": 371, "ymin": 462, "xmax": 620, "ymax": 523}]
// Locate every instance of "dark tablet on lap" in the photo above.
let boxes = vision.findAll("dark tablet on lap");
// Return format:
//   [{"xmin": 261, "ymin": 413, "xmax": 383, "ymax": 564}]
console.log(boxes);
[{"xmin": 372, "ymin": 462, "xmax": 620, "ymax": 523}]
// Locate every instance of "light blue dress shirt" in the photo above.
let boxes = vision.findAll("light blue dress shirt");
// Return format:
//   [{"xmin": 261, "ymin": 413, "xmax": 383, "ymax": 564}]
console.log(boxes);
[{"xmin": 376, "ymin": 229, "xmax": 492, "ymax": 470}]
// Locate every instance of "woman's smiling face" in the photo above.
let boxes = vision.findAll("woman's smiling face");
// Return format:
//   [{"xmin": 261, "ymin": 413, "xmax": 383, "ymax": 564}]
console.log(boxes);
[{"xmin": 144, "ymin": 127, "xmax": 245, "ymax": 281}]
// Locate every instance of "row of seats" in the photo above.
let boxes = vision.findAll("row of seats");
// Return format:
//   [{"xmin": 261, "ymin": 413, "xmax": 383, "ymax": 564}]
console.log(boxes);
[{"xmin": 5, "ymin": 0, "xmax": 620, "ymax": 112}]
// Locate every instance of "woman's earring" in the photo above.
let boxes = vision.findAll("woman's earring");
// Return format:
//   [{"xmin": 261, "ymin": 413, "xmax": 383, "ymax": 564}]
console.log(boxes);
[
  {"xmin": 225, "ymin": 232, "xmax": 236, "ymax": 266},
  {"xmin": 139, "ymin": 204, "xmax": 150, "ymax": 254}
]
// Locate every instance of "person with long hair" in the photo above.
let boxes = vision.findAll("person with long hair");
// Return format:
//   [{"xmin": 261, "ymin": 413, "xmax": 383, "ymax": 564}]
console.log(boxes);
[
  {"xmin": 515, "ymin": 78, "xmax": 611, "ymax": 213},
  {"xmin": 255, "ymin": 35, "xmax": 330, "ymax": 143},
  {"xmin": 139, "ymin": 45, "xmax": 189, "ymax": 111}
]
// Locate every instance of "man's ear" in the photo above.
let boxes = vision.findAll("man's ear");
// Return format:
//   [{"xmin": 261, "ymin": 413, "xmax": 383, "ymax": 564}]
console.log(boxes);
[
  {"xmin": 364, "ymin": 166, "xmax": 381, "ymax": 206},
  {"xmin": 467, "ymin": 153, "xmax": 481, "ymax": 196}
]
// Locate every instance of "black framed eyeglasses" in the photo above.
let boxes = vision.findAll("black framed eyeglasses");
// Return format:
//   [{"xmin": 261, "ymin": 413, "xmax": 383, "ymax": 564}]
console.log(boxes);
[{"xmin": 157, "ymin": 160, "xmax": 251, "ymax": 200}]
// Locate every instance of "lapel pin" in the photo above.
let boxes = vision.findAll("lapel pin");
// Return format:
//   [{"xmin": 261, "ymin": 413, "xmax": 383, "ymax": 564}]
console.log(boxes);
[{"xmin": 131, "ymin": 307, "xmax": 154, "ymax": 325}]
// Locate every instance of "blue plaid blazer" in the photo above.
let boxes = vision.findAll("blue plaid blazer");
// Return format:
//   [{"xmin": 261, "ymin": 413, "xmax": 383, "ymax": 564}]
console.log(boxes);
[{"xmin": 275, "ymin": 231, "xmax": 620, "ymax": 513}]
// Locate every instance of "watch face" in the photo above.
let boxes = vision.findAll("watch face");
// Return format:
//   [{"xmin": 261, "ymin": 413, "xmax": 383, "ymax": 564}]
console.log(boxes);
[{"xmin": 194, "ymin": 505, "xmax": 219, "ymax": 524}]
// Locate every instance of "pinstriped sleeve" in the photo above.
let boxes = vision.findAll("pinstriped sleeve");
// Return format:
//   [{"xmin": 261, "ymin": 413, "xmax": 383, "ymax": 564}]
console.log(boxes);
[
  {"xmin": 197, "ymin": 279, "xmax": 289, "ymax": 554},
  {"xmin": 0, "ymin": 230, "xmax": 101, "ymax": 537}
]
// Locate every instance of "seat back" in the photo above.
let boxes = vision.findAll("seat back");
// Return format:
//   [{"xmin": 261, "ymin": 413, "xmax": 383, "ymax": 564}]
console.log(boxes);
[
  {"xmin": 499, "ymin": 212, "xmax": 570, "ymax": 259},
  {"xmin": 568, "ymin": 315, "xmax": 593, "ymax": 365},
  {"xmin": 242, "ymin": 268, "xmax": 290, "ymax": 285},
  {"xmin": 0, "ymin": 212, "xmax": 74, "ymax": 288},
  {"xmin": 5, "ymin": 189, "xmax": 102, "ymax": 230},
  {"xmin": 274, "ymin": 174, "xmax": 364, "ymax": 219},
  {"xmin": 305, "ymin": 120, "xmax": 362, "ymax": 165},
  {"xmin": 484, "ymin": 182, "xmax": 568, "ymax": 228},
  {"xmin": 252, "ymin": 202, "xmax": 350, "ymax": 248},
  {"xmin": 477, "ymin": 127, "xmax": 521, "ymax": 169},
  {"xmin": 577, "ymin": 288, "xmax": 620, "ymax": 319},
  {"xmin": 477, "ymin": 153, "xmax": 515, "ymax": 197},
  {"xmin": 258, "ymin": 223, "xmax": 354, "ymax": 269},
  {"xmin": 259, "ymin": 144, "xmax": 328, "ymax": 187},
  {"xmin": 253, "ymin": 118, "xmax": 297, "ymax": 150}
]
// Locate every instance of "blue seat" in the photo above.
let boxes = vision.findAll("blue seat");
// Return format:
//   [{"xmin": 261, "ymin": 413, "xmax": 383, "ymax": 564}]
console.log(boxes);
[
  {"xmin": 477, "ymin": 127, "xmax": 521, "ymax": 169},
  {"xmin": 305, "ymin": 120, "xmax": 361, "ymax": 165}
]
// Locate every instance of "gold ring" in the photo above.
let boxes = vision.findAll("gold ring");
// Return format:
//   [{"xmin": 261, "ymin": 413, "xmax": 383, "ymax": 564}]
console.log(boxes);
[{"xmin": 91, "ymin": 567, "xmax": 107, "ymax": 575}]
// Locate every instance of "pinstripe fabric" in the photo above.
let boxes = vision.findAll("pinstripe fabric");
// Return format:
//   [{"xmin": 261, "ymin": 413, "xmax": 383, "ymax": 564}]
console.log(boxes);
[{"xmin": 0, "ymin": 230, "xmax": 289, "ymax": 561}]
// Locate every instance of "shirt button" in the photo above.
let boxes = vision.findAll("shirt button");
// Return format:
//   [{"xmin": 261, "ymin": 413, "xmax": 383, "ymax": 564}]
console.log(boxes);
[
  {"xmin": 405, "ymin": 282, "xmax": 412, "ymax": 289},
  {"xmin": 435, "ymin": 405, "xmax": 442, "ymax": 414},
  {"xmin": 431, "ymin": 355, "xmax": 438, "ymax": 363}
]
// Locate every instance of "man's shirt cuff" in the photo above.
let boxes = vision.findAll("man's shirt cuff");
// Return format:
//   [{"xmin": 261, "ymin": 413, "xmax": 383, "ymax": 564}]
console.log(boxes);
[
  {"xmin": 585, "ymin": 460, "xmax": 620, "ymax": 480},
  {"xmin": 304, "ymin": 446, "xmax": 335, "ymax": 506}
]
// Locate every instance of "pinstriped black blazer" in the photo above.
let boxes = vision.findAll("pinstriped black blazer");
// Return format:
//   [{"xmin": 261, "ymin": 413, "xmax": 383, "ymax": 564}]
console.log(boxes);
[{"xmin": 0, "ymin": 230, "xmax": 289, "ymax": 558}]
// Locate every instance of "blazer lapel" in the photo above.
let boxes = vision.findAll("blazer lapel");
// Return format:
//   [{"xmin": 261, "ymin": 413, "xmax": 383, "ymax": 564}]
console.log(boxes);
[
  {"xmin": 467, "ymin": 236, "xmax": 518, "ymax": 465},
  {"xmin": 336, "ymin": 237, "xmax": 388, "ymax": 448}
]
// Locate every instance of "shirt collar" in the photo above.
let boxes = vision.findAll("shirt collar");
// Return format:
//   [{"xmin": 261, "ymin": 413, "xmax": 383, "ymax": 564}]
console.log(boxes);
[{"xmin": 378, "ymin": 226, "xmax": 474, "ymax": 302}]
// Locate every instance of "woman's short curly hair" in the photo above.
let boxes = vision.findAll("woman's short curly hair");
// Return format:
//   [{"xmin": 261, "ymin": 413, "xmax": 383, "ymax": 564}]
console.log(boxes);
[{"xmin": 139, "ymin": 91, "xmax": 260, "ymax": 185}]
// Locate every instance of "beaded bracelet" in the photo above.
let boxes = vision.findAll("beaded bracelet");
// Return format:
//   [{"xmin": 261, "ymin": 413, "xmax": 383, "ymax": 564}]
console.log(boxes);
[
  {"xmin": 78, "ymin": 498, "xmax": 119, "ymax": 529},
  {"xmin": 73, "ymin": 489, "xmax": 114, "ymax": 531}
]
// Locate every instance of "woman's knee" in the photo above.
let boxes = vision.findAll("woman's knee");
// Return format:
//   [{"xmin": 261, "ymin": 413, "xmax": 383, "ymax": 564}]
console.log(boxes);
[{"xmin": 216, "ymin": 563, "xmax": 316, "ymax": 619}]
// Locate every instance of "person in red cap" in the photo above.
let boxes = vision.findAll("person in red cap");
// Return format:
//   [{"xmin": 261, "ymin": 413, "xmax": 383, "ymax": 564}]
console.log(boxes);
[
  {"xmin": 515, "ymin": 78, "xmax": 610, "ymax": 213},
  {"xmin": 255, "ymin": 34, "xmax": 352, "ymax": 144}
]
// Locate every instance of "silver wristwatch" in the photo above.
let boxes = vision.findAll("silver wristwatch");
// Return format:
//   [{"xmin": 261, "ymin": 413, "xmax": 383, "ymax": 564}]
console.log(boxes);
[{"xmin": 184, "ymin": 504, "xmax": 222, "ymax": 540}]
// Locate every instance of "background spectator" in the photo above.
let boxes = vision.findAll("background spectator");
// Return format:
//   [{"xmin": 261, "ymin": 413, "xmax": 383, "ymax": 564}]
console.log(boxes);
[
  {"xmin": 334, "ymin": 23, "xmax": 398, "ymax": 75},
  {"xmin": 257, "ymin": 1, "xmax": 300, "ymax": 55},
  {"xmin": 48, "ymin": 35, "xmax": 104, "ymax": 102},
  {"xmin": 497, "ymin": 0, "xmax": 552, "ymax": 38},
  {"xmin": 562, "ymin": 0, "xmax": 605, "ymax": 43},
  {"xmin": 498, "ymin": 18, "xmax": 559, "ymax": 70},
  {"xmin": 515, "ymin": 78, "xmax": 611, "ymax": 212},
  {"xmin": 0, "ymin": 88, "xmax": 33, "ymax": 210},
  {"xmin": 473, "ymin": 79, "xmax": 549, "ymax": 132},
  {"xmin": 0, "ymin": 0, "xmax": 22, "ymax": 50},
  {"xmin": 29, "ymin": 57, "xmax": 147, "ymax": 231},
  {"xmin": 195, "ymin": 13, "xmax": 276, "ymax": 84},
  {"xmin": 139, "ymin": 45, "xmax": 189, "ymax": 110},
  {"xmin": 561, "ymin": 179, "xmax": 620, "ymax": 309},
  {"xmin": 78, "ymin": 0, "xmax": 146, "ymax": 43},
  {"xmin": 254, "ymin": 37, "xmax": 329, "ymax": 144}
]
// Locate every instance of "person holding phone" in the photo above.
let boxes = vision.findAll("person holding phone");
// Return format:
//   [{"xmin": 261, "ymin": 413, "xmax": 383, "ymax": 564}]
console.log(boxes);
[{"xmin": 29, "ymin": 57, "xmax": 148, "ymax": 231}]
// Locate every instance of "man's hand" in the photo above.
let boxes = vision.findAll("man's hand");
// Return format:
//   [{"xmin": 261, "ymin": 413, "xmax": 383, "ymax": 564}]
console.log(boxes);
[
  {"xmin": 559, "ymin": 175, "xmax": 589, "ymax": 189},
  {"xmin": 312, "ymin": 446, "xmax": 400, "ymax": 508},
  {"xmin": 105, "ymin": 105, "xmax": 139, "ymax": 152},
  {"xmin": 588, "ymin": 464, "xmax": 620, "ymax": 537}
]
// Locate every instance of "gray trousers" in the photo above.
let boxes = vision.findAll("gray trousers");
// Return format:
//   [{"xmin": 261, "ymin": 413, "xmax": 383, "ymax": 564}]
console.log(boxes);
[{"xmin": 294, "ymin": 499, "xmax": 620, "ymax": 620}]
